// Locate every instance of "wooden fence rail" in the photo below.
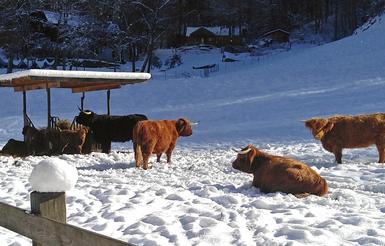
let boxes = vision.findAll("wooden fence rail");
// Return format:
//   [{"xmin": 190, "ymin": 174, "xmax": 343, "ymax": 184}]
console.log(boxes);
[{"xmin": 0, "ymin": 201, "xmax": 134, "ymax": 246}]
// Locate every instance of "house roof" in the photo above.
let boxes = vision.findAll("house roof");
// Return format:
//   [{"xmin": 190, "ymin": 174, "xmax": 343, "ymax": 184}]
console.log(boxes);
[
  {"xmin": 262, "ymin": 29, "xmax": 290, "ymax": 37},
  {"xmin": 0, "ymin": 69, "xmax": 151, "ymax": 93},
  {"xmin": 186, "ymin": 26, "xmax": 241, "ymax": 37}
]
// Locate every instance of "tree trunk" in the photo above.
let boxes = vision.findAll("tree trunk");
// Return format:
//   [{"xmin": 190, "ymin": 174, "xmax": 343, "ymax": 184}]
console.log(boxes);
[
  {"xmin": 141, "ymin": 39, "xmax": 153, "ymax": 73},
  {"xmin": 334, "ymin": 1, "xmax": 339, "ymax": 40},
  {"xmin": 7, "ymin": 53, "xmax": 14, "ymax": 74},
  {"xmin": 146, "ymin": 52, "xmax": 152, "ymax": 73}
]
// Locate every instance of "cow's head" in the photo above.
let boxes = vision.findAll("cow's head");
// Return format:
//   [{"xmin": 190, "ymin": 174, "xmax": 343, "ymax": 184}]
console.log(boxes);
[
  {"xmin": 304, "ymin": 118, "xmax": 334, "ymax": 140},
  {"xmin": 176, "ymin": 118, "xmax": 193, "ymax": 137},
  {"xmin": 232, "ymin": 144, "xmax": 261, "ymax": 174},
  {"xmin": 22, "ymin": 126, "xmax": 45, "ymax": 154},
  {"xmin": 22, "ymin": 126, "xmax": 40, "ymax": 145},
  {"xmin": 76, "ymin": 108, "xmax": 95, "ymax": 126}
]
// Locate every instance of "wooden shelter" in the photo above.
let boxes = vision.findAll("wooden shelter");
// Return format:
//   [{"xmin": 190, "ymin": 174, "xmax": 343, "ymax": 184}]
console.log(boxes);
[{"xmin": 0, "ymin": 69, "xmax": 151, "ymax": 128}]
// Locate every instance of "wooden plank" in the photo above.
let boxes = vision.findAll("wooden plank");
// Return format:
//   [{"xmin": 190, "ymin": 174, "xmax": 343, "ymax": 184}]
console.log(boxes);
[
  {"xmin": 14, "ymin": 82, "xmax": 60, "ymax": 92},
  {"xmin": 59, "ymin": 81, "xmax": 113, "ymax": 88},
  {"xmin": 9, "ymin": 77, "xmax": 36, "ymax": 86},
  {"xmin": 31, "ymin": 192, "xmax": 66, "ymax": 246},
  {"xmin": 0, "ymin": 80, "xmax": 13, "ymax": 87},
  {"xmin": 72, "ymin": 84, "xmax": 121, "ymax": 93},
  {"xmin": 0, "ymin": 202, "xmax": 133, "ymax": 246}
]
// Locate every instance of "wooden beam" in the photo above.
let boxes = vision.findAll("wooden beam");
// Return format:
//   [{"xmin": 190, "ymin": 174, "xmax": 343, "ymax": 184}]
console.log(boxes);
[
  {"xmin": 0, "ymin": 80, "xmax": 12, "ymax": 87},
  {"xmin": 31, "ymin": 192, "xmax": 67, "ymax": 246},
  {"xmin": 0, "ymin": 202, "xmax": 132, "ymax": 246},
  {"xmin": 107, "ymin": 90, "xmax": 111, "ymax": 115},
  {"xmin": 72, "ymin": 84, "xmax": 121, "ymax": 93},
  {"xmin": 23, "ymin": 91, "xmax": 27, "ymax": 127},
  {"xmin": 47, "ymin": 88, "xmax": 51, "ymax": 128},
  {"xmin": 14, "ymin": 82, "xmax": 60, "ymax": 92},
  {"xmin": 9, "ymin": 77, "xmax": 36, "ymax": 86},
  {"xmin": 60, "ymin": 81, "xmax": 116, "ymax": 88},
  {"xmin": 81, "ymin": 92, "xmax": 85, "ymax": 110}
]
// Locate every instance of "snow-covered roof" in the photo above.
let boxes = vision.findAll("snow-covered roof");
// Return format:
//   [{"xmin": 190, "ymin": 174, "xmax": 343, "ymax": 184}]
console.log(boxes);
[
  {"xmin": 186, "ymin": 26, "xmax": 241, "ymax": 37},
  {"xmin": 262, "ymin": 29, "xmax": 290, "ymax": 37},
  {"xmin": 43, "ymin": 10, "xmax": 84, "ymax": 27},
  {"xmin": 0, "ymin": 69, "xmax": 151, "ymax": 93}
]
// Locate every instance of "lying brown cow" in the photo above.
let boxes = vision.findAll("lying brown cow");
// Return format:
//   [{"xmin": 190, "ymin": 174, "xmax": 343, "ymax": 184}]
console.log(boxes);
[
  {"xmin": 305, "ymin": 113, "xmax": 385, "ymax": 163},
  {"xmin": 0, "ymin": 139, "xmax": 28, "ymax": 157},
  {"xmin": 232, "ymin": 144, "xmax": 328, "ymax": 197},
  {"xmin": 23, "ymin": 125, "xmax": 88, "ymax": 155},
  {"xmin": 133, "ymin": 118, "xmax": 193, "ymax": 170},
  {"xmin": 56, "ymin": 128, "xmax": 88, "ymax": 154}
]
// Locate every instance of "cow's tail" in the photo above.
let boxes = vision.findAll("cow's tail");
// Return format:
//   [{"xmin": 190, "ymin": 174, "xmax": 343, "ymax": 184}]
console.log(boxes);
[
  {"xmin": 133, "ymin": 124, "xmax": 143, "ymax": 168},
  {"xmin": 134, "ymin": 143, "xmax": 143, "ymax": 168}
]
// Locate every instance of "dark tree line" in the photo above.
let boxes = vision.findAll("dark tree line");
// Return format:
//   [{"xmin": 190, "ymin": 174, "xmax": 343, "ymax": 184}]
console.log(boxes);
[{"xmin": 0, "ymin": 0, "xmax": 384, "ymax": 73}]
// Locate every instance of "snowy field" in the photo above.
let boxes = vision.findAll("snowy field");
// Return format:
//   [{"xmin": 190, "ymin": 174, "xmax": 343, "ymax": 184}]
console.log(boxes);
[{"xmin": 1, "ymin": 15, "xmax": 385, "ymax": 245}]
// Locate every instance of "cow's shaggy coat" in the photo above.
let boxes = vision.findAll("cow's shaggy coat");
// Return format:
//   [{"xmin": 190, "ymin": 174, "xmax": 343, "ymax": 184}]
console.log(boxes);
[
  {"xmin": 133, "ymin": 118, "xmax": 193, "ymax": 170},
  {"xmin": 0, "ymin": 139, "xmax": 28, "ymax": 157},
  {"xmin": 305, "ymin": 113, "xmax": 385, "ymax": 163},
  {"xmin": 232, "ymin": 144, "xmax": 328, "ymax": 197},
  {"xmin": 22, "ymin": 126, "xmax": 88, "ymax": 155},
  {"xmin": 76, "ymin": 110, "xmax": 147, "ymax": 153}
]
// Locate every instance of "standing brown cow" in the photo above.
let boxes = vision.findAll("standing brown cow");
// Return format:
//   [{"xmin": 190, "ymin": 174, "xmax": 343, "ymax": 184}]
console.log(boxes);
[
  {"xmin": 304, "ymin": 113, "xmax": 385, "ymax": 163},
  {"xmin": 133, "ymin": 118, "xmax": 193, "ymax": 170},
  {"xmin": 232, "ymin": 144, "xmax": 328, "ymax": 197}
]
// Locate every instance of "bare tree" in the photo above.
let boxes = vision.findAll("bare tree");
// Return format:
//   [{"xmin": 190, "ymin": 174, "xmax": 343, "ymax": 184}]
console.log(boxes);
[{"xmin": 130, "ymin": 0, "xmax": 176, "ymax": 72}]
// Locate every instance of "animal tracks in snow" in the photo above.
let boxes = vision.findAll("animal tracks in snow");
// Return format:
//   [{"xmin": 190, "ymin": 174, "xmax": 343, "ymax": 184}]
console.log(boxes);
[{"xmin": 1, "ymin": 144, "xmax": 385, "ymax": 245}]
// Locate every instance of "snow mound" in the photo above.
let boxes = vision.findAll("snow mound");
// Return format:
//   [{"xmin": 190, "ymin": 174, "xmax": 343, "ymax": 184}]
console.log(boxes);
[{"xmin": 29, "ymin": 158, "xmax": 78, "ymax": 192}]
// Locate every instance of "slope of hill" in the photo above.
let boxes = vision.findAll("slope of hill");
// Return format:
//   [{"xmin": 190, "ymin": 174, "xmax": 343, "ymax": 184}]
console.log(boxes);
[{"xmin": 1, "ymin": 16, "xmax": 385, "ymax": 246}]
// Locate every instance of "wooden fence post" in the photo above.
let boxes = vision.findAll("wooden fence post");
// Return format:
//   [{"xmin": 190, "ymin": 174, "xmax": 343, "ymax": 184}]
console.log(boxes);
[{"xmin": 30, "ymin": 191, "xmax": 66, "ymax": 246}]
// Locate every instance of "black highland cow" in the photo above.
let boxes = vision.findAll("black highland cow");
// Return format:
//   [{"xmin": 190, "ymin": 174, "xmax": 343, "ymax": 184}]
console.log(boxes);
[{"xmin": 76, "ymin": 109, "xmax": 148, "ymax": 153}]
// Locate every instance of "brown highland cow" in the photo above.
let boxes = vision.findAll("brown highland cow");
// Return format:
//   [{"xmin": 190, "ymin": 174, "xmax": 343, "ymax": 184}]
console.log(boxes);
[
  {"xmin": 305, "ymin": 113, "xmax": 385, "ymax": 163},
  {"xmin": 133, "ymin": 118, "xmax": 193, "ymax": 170},
  {"xmin": 232, "ymin": 144, "xmax": 328, "ymax": 197}
]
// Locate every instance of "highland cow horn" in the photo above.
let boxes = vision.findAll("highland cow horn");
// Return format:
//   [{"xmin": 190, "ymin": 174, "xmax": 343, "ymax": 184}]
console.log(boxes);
[
  {"xmin": 84, "ymin": 110, "xmax": 92, "ymax": 115},
  {"xmin": 192, "ymin": 121, "xmax": 200, "ymax": 125},
  {"xmin": 232, "ymin": 147, "xmax": 252, "ymax": 154}
]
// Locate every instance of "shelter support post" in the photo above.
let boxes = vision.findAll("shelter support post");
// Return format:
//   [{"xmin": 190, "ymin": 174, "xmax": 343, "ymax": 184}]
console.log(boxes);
[
  {"xmin": 23, "ymin": 91, "xmax": 27, "ymax": 127},
  {"xmin": 81, "ymin": 92, "xmax": 85, "ymax": 110},
  {"xmin": 107, "ymin": 89, "xmax": 111, "ymax": 115},
  {"xmin": 46, "ymin": 87, "xmax": 51, "ymax": 128}
]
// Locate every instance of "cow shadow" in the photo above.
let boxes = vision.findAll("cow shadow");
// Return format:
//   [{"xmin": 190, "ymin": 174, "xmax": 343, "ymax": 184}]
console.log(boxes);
[
  {"xmin": 307, "ymin": 161, "xmax": 337, "ymax": 169},
  {"xmin": 78, "ymin": 162, "xmax": 135, "ymax": 171}
]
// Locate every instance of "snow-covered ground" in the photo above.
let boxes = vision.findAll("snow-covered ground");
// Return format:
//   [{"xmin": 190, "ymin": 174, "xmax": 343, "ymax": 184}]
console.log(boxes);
[{"xmin": 1, "ymin": 15, "xmax": 385, "ymax": 245}]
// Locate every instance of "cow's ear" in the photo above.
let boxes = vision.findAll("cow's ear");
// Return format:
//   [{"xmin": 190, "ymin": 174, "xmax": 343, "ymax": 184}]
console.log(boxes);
[
  {"xmin": 247, "ymin": 147, "xmax": 258, "ymax": 171},
  {"xmin": 251, "ymin": 155, "xmax": 266, "ymax": 172},
  {"xmin": 315, "ymin": 121, "xmax": 334, "ymax": 140},
  {"xmin": 176, "ymin": 118, "xmax": 186, "ymax": 133},
  {"xmin": 323, "ymin": 122, "xmax": 334, "ymax": 133}
]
